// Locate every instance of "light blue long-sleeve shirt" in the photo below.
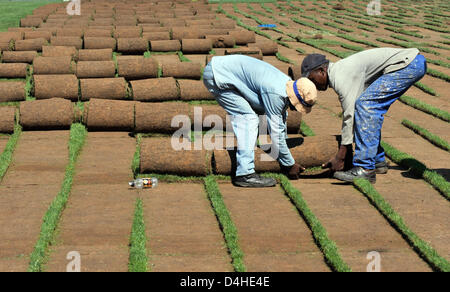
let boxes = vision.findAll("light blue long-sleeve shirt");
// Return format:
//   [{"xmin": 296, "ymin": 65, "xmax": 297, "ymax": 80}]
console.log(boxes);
[{"xmin": 210, "ymin": 55, "xmax": 295, "ymax": 166}]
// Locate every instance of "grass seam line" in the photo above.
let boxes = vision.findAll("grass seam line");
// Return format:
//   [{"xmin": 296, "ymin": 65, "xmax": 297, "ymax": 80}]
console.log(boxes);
[
  {"xmin": 381, "ymin": 140, "xmax": 449, "ymax": 201},
  {"xmin": 399, "ymin": 95, "xmax": 450, "ymax": 122},
  {"xmin": 28, "ymin": 123, "xmax": 88, "ymax": 272},
  {"xmin": 203, "ymin": 175, "xmax": 246, "ymax": 272},
  {"xmin": 401, "ymin": 119, "xmax": 450, "ymax": 152},
  {"xmin": 266, "ymin": 173, "xmax": 352, "ymax": 272},
  {"xmin": 353, "ymin": 179, "xmax": 450, "ymax": 272},
  {"xmin": 0, "ymin": 124, "xmax": 22, "ymax": 183},
  {"xmin": 128, "ymin": 198, "xmax": 149, "ymax": 272}
]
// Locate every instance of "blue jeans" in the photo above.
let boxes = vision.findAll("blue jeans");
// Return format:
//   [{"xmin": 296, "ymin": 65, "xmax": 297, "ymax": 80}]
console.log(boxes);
[
  {"xmin": 353, "ymin": 54, "xmax": 427, "ymax": 170},
  {"xmin": 203, "ymin": 63, "xmax": 259, "ymax": 176}
]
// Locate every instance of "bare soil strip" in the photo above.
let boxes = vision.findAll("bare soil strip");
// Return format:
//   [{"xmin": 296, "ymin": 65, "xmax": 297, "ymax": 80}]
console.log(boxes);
[
  {"xmin": 291, "ymin": 179, "xmax": 432, "ymax": 272},
  {"xmin": 0, "ymin": 131, "xmax": 69, "ymax": 272},
  {"xmin": 45, "ymin": 132, "xmax": 137, "ymax": 272},
  {"xmin": 218, "ymin": 182, "xmax": 330, "ymax": 272},
  {"xmin": 145, "ymin": 183, "xmax": 232, "ymax": 272}
]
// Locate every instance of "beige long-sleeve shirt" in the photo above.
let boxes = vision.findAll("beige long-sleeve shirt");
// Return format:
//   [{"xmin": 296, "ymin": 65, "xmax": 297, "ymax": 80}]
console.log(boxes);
[{"xmin": 328, "ymin": 47, "xmax": 419, "ymax": 145}]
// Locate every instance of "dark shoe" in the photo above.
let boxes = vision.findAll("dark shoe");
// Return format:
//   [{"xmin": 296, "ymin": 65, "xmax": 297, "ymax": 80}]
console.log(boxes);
[
  {"xmin": 375, "ymin": 161, "xmax": 389, "ymax": 174},
  {"xmin": 334, "ymin": 167, "xmax": 376, "ymax": 183},
  {"xmin": 232, "ymin": 173, "xmax": 277, "ymax": 188}
]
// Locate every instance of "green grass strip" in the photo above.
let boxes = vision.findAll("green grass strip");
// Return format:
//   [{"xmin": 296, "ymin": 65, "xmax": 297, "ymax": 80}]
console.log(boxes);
[
  {"xmin": 426, "ymin": 68, "xmax": 450, "ymax": 82},
  {"xmin": 132, "ymin": 134, "xmax": 142, "ymax": 178},
  {"xmin": 381, "ymin": 141, "xmax": 450, "ymax": 200},
  {"xmin": 203, "ymin": 175, "xmax": 246, "ymax": 272},
  {"xmin": 128, "ymin": 198, "xmax": 149, "ymax": 272},
  {"xmin": 275, "ymin": 52, "xmax": 296, "ymax": 64},
  {"xmin": 414, "ymin": 82, "xmax": 438, "ymax": 96},
  {"xmin": 0, "ymin": 124, "xmax": 22, "ymax": 182},
  {"xmin": 300, "ymin": 121, "xmax": 315, "ymax": 137},
  {"xmin": 267, "ymin": 173, "xmax": 351, "ymax": 272},
  {"xmin": 401, "ymin": 119, "xmax": 450, "ymax": 152},
  {"xmin": 28, "ymin": 123, "xmax": 88, "ymax": 272},
  {"xmin": 426, "ymin": 58, "xmax": 450, "ymax": 69},
  {"xmin": 398, "ymin": 95, "xmax": 450, "ymax": 122},
  {"xmin": 354, "ymin": 179, "xmax": 450, "ymax": 272}
]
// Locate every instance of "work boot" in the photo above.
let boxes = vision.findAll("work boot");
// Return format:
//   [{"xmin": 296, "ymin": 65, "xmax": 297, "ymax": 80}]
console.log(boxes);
[
  {"xmin": 334, "ymin": 167, "xmax": 376, "ymax": 183},
  {"xmin": 232, "ymin": 173, "xmax": 277, "ymax": 188},
  {"xmin": 375, "ymin": 161, "xmax": 389, "ymax": 174}
]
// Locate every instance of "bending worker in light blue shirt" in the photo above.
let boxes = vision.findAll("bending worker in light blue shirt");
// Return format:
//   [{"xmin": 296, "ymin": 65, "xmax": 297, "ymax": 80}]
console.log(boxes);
[{"xmin": 203, "ymin": 55, "xmax": 317, "ymax": 188}]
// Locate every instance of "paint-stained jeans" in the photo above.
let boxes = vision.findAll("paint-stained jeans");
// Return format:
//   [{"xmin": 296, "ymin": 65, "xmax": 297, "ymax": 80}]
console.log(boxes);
[{"xmin": 354, "ymin": 54, "xmax": 427, "ymax": 170}]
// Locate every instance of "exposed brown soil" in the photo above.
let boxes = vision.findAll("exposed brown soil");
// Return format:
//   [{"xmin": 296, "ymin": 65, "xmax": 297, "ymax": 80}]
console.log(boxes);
[
  {"xmin": 45, "ymin": 132, "xmax": 137, "ymax": 272},
  {"xmin": 0, "ymin": 131, "xmax": 69, "ymax": 272}
]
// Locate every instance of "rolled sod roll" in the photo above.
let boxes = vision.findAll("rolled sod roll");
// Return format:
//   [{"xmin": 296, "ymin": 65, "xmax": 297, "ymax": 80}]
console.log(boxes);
[
  {"xmin": 80, "ymin": 77, "xmax": 128, "ymax": 101},
  {"xmin": 34, "ymin": 75, "xmax": 79, "ymax": 101},
  {"xmin": 117, "ymin": 57, "xmax": 158, "ymax": 80},
  {"xmin": 19, "ymin": 98, "xmax": 74, "ymax": 130},
  {"xmin": 33, "ymin": 56, "xmax": 75, "ymax": 75},
  {"xmin": 0, "ymin": 81, "xmax": 26, "ymax": 102},
  {"xmin": 0, "ymin": 63, "xmax": 28, "ymax": 78},
  {"xmin": 84, "ymin": 37, "xmax": 116, "ymax": 50},
  {"xmin": 162, "ymin": 61, "xmax": 202, "ymax": 79},
  {"xmin": 0, "ymin": 31, "xmax": 23, "ymax": 42},
  {"xmin": 288, "ymin": 65, "xmax": 302, "ymax": 81},
  {"xmin": 190, "ymin": 104, "xmax": 232, "ymax": 131},
  {"xmin": 20, "ymin": 17, "xmax": 42, "ymax": 28},
  {"xmin": 205, "ymin": 35, "xmax": 235, "ymax": 48},
  {"xmin": 140, "ymin": 137, "xmax": 213, "ymax": 176},
  {"xmin": 117, "ymin": 38, "xmax": 148, "ymax": 54},
  {"xmin": 212, "ymin": 21, "xmax": 236, "ymax": 29},
  {"xmin": 229, "ymin": 30, "xmax": 255, "ymax": 45},
  {"xmin": 171, "ymin": 28, "xmax": 201, "ymax": 40},
  {"xmin": 131, "ymin": 77, "xmax": 179, "ymax": 101},
  {"xmin": 248, "ymin": 41, "xmax": 278, "ymax": 55},
  {"xmin": 181, "ymin": 38, "xmax": 212, "ymax": 54},
  {"xmin": 178, "ymin": 79, "xmax": 213, "ymax": 100},
  {"xmin": 14, "ymin": 38, "xmax": 47, "ymax": 52},
  {"xmin": 142, "ymin": 26, "xmax": 170, "ymax": 33},
  {"xmin": 84, "ymin": 29, "xmax": 113, "ymax": 38},
  {"xmin": 0, "ymin": 40, "xmax": 14, "ymax": 51},
  {"xmin": 56, "ymin": 28, "xmax": 84, "ymax": 38},
  {"xmin": 213, "ymin": 136, "xmax": 339, "ymax": 175},
  {"xmin": 135, "ymin": 102, "xmax": 190, "ymax": 133},
  {"xmin": 84, "ymin": 98, "xmax": 135, "ymax": 131},
  {"xmin": 286, "ymin": 109, "xmax": 303, "ymax": 134},
  {"xmin": 76, "ymin": 61, "xmax": 116, "ymax": 78},
  {"xmin": 41, "ymin": 46, "xmax": 77, "ymax": 59},
  {"xmin": 150, "ymin": 40, "xmax": 181, "ymax": 52},
  {"xmin": 50, "ymin": 36, "xmax": 82, "ymax": 49},
  {"xmin": 142, "ymin": 32, "xmax": 170, "ymax": 41},
  {"xmin": 198, "ymin": 28, "xmax": 230, "ymax": 37},
  {"xmin": 137, "ymin": 16, "xmax": 159, "ymax": 24},
  {"xmin": 77, "ymin": 48, "xmax": 112, "ymax": 61},
  {"xmin": 1, "ymin": 51, "xmax": 37, "ymax": 63},
  {"xmin": 0, "ymin": 106, "xmax": 16, "ymax": 133},
  {"xmin": 24, "ymin": 31, "xmax": 51, "ymax": 42},
  {"xmin": 225, "ymin": 47, "xmax": 263, "ymax": 60},
  {"xmin": 114, "ymin": 27, "xmax": 142, "ymax": 38}
]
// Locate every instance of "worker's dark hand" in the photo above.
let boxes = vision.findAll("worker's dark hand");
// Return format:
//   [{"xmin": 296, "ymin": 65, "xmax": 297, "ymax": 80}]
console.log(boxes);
[
  {"xmin": 322, "ymin": 156, "xmax": 345, "ymax": 172},
  {"xmin": 281, "ymin": 163, "xmax": 305, "ymax": 180}
]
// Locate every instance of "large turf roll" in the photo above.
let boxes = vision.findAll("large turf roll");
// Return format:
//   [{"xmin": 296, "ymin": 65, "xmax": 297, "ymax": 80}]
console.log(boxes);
[
  {"xmin": 178, "ymin": 79, "xmax": 214, "ymax": 100},
  {"xmin": 150, "ymin": 40, "xmax": 181, "ymax": 52},
  {"xmin": 190, "ymin": 104, "xmax": 232, "ymax": 131},
  {"xmin": 131, "ymin": 77, "xmax": 179, "ymax": 101},
  {"xmin": 142, "ymin": 32, "xmax": 170, "ymax": 41},
  {"xmin": 117, "ymin": 38, "xmax": 148, "ymax": 53},
  {"xmin": 50, "ymin": 36, "xmax": 82, "ymax": 49},
  {"xmin": 171, "ymin": 27, "xmax": 201, "ymax": 40},
  {"xmin": 213, "ymin": 136, "xmax": 339, "ymax": 175},
  {"xmin": 41, "ymin": 46, "xmax": 77, "ymax": 59},
  {"xmin": 142, "ymin": 26, "xmax": 170, "ymax": 33},
  {"xmin": 0, "ymin": 32, "xmax": 23, "ymax": 42},
  {"xmin": 162, "ymin": 61, "xmax": 202, "ymax": 79},
  {"xmin": 286, "ymin": 110, "xmax": 303, "ymax": 134},
  {"xmin": 80, "ymin": 77, "xmax": 128, "ymax": 101},
  {"xmin": 24, "ymin": 31, "xmax": 51, "ymax": 42},
  {"xmin": 14, "ymin": 38, "xmax": 47, "ymax": 51},
  {"xmin": 1, "ymin": 51, "xmax": 37, "ymax": 63},
  {"xmin": 114, "ymin": 27, "xmax": 142, "ymax": 38},
  {"xmin": 84, "ymin": 98, "xmax": 135, "ymax": 131},
  {"xmin": 34, "ymin": 74, "xmax": 79, "ymax": 101},
  {"xmin": 140, "ymin": 137, "xmax": 212, "ymax": 176},
  {"xmin": 0, "ymin": 41, "xmax": 14, "ymax": 51},
  {"xmin": 288, "ymin": 65, "xmax": 302, "ymax": 81},
  {"xmin": 229, "ymin": 30, "xmax": 256, "ymax": 45},
  {"xmin": 56, "ymin": 28, "xmax": 84, "ymax": 38},
  {"xmin": 0, "ymin": 63, "xmax": 28, "ymax": 78},
  {"xmin": 135, "ymin": 102, "xmax": 190, "ymax": 133},
  {"xmin": 198, "ymin": 28, "xmax": 230, "ymax": 38},
  {"xmin": 19, "ymin": 98, "xmax": 74, "ymax": 130},
  {"xmin": 205, "ymin": 35, "xmax": 235, "ymax": 48},
  {"xmin": 212, "ymin": 20, "xmax": 236, "ymax": 29},
  {"xmin": 20, "ymin": 17, "xmax": 43, "ymax": 28},
  {"xmin": 33, "ymin": 56, "xmax": 75, "ymax": 74},
  {"xmin": 84, "ymin": 28, "xmax": 113, "ymax": 37},
  {"xmin": 181, "ymin": 38, "xmax": 212, "ymax": 54},
  {"xmin": 225, "ymin": 47, "xmax": 263, "ymax": 60},
  {"xmin": 117, "ymin": 57, "xmax": 158, "ymax": 80},
  {"xmin": 249, "ymin": 40, "xmax": 278, "ymax": 55},
  {"xmin": 0, "ymin": 81, "xmax": 26, "ymax": 102},
  {"xmin": 77, "ymin": 48, "xmax": 112, "ymax": 61},
  {"xmin": 137, "ymin": 16, "xmax": 159, "ymax": 24},
  {"xmin": 0, "ymin": 106, "xmax": 16, "ymax": 133},
  {"xmin": 84, "ymin": 37, "xmax": 117, "ymax": 50},
  {"xmin": 76, "ymin": 61, "xmax": 116, "ymax": 78}
]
